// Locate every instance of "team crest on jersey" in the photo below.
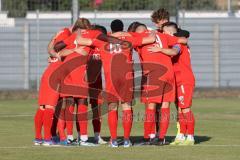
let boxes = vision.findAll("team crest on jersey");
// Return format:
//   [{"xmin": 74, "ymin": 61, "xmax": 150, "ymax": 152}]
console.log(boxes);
[{"xmin": 178, "ymin": 96, "xmax": 185, "ymax": 105}]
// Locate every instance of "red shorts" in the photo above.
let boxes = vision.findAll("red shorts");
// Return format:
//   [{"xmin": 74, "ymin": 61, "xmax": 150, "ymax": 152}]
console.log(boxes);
[
  {"xmin": 59, "ymin": 53, "xmax": 89, "ymax": 98},
  {"xmin": 141, "ymin": 66, "xmax": 175, "ymax": 103},
  {"xmin": 104, "ymin": 72, "xmax": 134, "ymax": 103},
  {"xmin": 87, "ymin": 57, "xmax": 103, "ymax": 105},
  {"xmin": 38, "ymin": 61, "xmax": 62, "ymax": 107},
  {"xmin": 175, "ymin": 84, "xmax": 194, "ymax": 109}
]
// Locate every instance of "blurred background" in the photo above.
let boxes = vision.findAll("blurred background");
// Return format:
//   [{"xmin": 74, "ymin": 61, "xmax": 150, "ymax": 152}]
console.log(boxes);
[{"xmin": 0, "ymin": 0, "xmax": 240, "ymax": 90}]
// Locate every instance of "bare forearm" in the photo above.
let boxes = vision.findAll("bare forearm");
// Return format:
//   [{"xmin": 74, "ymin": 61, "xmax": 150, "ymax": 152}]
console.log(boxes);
[
  {"xmin": 148, "ymin": 46, "xmax": 178, "ymax": 56},
  {"xmin": 142, "ymin": 31, "xmax": 156, "ymax": 45},
  {"xmin": 47, "ymin": 38, "xmax": 57, "ymax": 57},
  {"xmin": 58, "ymin": 49, "xmax": 74, "ymax": 57},
  {"xmin": 76, "ymin": 36, "xmax": 93, "ymax": 46},
  {"xmin": 160, "ymin": 48, "xmax": 178, "ymax": 56}
]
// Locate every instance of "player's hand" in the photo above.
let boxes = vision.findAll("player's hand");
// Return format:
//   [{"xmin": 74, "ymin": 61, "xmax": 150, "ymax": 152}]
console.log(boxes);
[
  {"xmin": 74, "ymin": 47, "xmax": 88, "ymax": 56},
  {"xmin": 48, "ymin": 56, "xmax": 58, "ymax": 63},
  {"xmin": 47, "ymin": 56, "xmax": 52, "ymax": 63},
  {"xmin": 55, "ymin": 53, "xmax": 62, "ymax": 61},
  {"xmin": 148, "ymin": 46, "xmax": 162, "ymax": 53}
]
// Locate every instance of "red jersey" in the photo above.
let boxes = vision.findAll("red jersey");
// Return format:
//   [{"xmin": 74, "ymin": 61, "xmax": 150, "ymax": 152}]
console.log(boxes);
[
  {"xmin": 54, "ymin": 28, "xmax": 71, "ymax": 44},
  {"xmin": 172, "ymin": 44, "xmax": 195, "ymax": 86},
  {"xmin": 63, "ymin": 29, "xmax": 101, "ymax": 51},
  {"xmin": 92, "ymin": 33, "xmax": 143, "ymax": 74},
  {"xmin": 136, "ymin": 31, "xmax": 179, "ymax": 103},
  {"xmin": 92, "ymin": 33, "xmax": 143, "ymax": 102},
  {"xmin": 137, "ymin": 30, "xmax": 178, "ymax": 67},
  {"xmin": 58, "ymin": 29, "xmax": 101, "ymax": 98}
]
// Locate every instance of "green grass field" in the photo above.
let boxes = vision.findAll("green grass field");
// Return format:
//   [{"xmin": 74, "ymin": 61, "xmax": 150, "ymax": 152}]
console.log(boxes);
[{"xmin": 0, "ymin": 98, "xmax": 240, "ymax": 160}]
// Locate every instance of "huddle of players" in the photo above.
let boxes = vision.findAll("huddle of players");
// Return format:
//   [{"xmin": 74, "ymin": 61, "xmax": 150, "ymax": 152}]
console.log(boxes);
[{"xmin": 34, "ymin": 8, "xmax": 195, "ymax": 147}]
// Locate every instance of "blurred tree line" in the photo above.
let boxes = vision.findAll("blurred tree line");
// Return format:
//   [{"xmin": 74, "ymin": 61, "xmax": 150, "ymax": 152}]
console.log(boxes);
[{"xmin": 2, "ymin": 0, "xmax": 220, "ymax": 17}]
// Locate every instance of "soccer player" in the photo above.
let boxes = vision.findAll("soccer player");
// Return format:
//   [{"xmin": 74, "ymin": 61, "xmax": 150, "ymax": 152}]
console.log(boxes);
[
  {"xmin": 87, "ymin": 24, "xmax": 107, "ymax": 144},
  {"xmin": 131, "ymin": 22, "xmax": 188, "ymax": 145},
  {"xmin": 151, "ymin": 7, "xmax": 191, "ymax": 139},
  {"xmin": 54, "ymin": 18, "xmax": 102, "ymax": 146},
  {"xmin": 148, "ymin": 22, "xmax": 195, "ymax": 145},
  {"xmin": 34, "ymin": 27, "xmax": 71, "ymax": 146}
]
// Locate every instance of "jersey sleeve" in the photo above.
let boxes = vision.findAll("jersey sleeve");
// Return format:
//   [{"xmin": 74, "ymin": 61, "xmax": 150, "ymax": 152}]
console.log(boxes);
[
  {"xmin": 172, "ymin": 44, "xmax": 182, "ymax": 54},
  {"xmin": 54, "ymin": 28, "xmax": 71, "ymax": 44},
  {"xmin": 165, "ymin": 34, "xmax": 179, "ymax": 47},
  {"xmin": 63, "ymin": 33, "xmax": 77, "ymax": 46},
  {"xmin": 88, "ymin": 30, "xmax": 102, "ymax": 39},
  {"xmin": 128, "ymin": 35, "xmax": 143, "ymax": 48}
]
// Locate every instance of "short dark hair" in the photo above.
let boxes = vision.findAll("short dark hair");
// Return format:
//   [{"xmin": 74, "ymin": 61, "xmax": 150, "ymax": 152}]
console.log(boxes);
[
  {"xmin": 127, "ymin": 21, "xmax": 147, "ymax": 32},
  {"xmin": 162, "ymin": 22, "xmax": 178, "ymax": 30},
  {"xmin": 151, "ymin": 8, "xmax": 170, "ymax": 23},
  {"xmin": 163, "ymin": 21, "xmax": 190, "ymax": 38},
  {"xmin": 110, "ymin": 19, "xmax": 124, "ymax": 33},
  {"xmin": 92, "ymin": 24, "xmax": 107, "ymax": 34},
  {"xmin": 174, "ymin": 29, "xmax": 190, "ymax": 38}
]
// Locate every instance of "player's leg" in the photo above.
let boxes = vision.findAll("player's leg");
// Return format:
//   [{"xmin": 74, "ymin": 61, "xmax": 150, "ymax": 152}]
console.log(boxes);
[
  {"xmin": 121, "ymin": 102, "xmax": 133, "ymax": 147},
  {"xmin": 158, "ymin": 101, "xmax": 171, "ymax": 145},
  {"xmin": 170, "ymin": 108, "xmax": 186, "ymax": 145},
  {"xmin": 34, "ymin": 105, "xmax": 45, "ymax": 145},
  {"xmin": 64, "ymin": 97, "xmax": 75, "ymax": 144},
  {"xmin": 77, "ymin": 98, "xmax": 93, "ymax": 146},
  {"xmin": 144, "ymin": 102, "xmax": 156, "ymax": 144},
  {"xmin": 155, "ymin": 103, "xmax": 161, "ymax": 137},
  {"xmin": 174, "ymin": 85, "xmax": 195, "ymax": 145},
  {"xmin": 180, "ymin": 107, "xmax": 195, "ymax": 145},
  {"xmin": 108, "ymin": 102, "xmax": 119, "ymax": 147},
  {"xmin": 56, "ymin": 98, "xmax": 68, "ymax": 145},
  {"xmin": 51, "ymin": 109, "xmax": 59, "ymax": 143},
  {"xmin": 42, "ymin": 105, "xmax": 55, "ymax": 146},
  {"xmin": 91, "ymin": 100, "xmax": 107, "ymax": 144}
]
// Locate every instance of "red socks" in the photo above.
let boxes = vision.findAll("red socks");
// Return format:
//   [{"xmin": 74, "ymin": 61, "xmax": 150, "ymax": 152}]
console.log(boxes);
[
  {"xmin": 183, "ymin": 111, "xmax": 195, "ymax": 135},
  {"xmin": 122, "ymin": 110, "xmax": 133, "ymax": 139},
  {"xmin": 57, "ymin": 108, "xmax": 66, "ymax": 141},
  {"xmin": 159, "ymin": 108, "xmax": 170, "ymax": 139},
  {"xmin": 34, "ymin": 108, "xmax": 44, "ymax": 140},
  {"xmin": 144, "ymin": 108, "xmax": 156, "ymax": 139},
  {"xmin": 65, "ymin": 105, "xmax": 75, "ymax": 135},
  {"xmin": 179, "ymin": 112, "xmax": 187, "ymax": 134},
  {"xmin": 77, "ymin": 104, "xmax": 88, "ymax": 136},
  {"xmin": 108, "ymin": 110, "xmax": 118, "ymax": 140},
  {"xmin": 43, "ymin": 108, "xmax": 54, "ymax": 141}
]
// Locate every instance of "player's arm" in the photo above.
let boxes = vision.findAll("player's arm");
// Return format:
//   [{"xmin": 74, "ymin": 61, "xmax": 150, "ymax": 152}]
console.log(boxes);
[
  {"xmin": 165, "ymin": 34, "xmax": 188, "ymax": 46},
  {"xmin": 142, "ymin": 31, "xmax": 156, "ymax": 45},
  {"xmin": 148, "ymin": 44, "xmax": 181, "ymax": 56},
  {"xmin": 47, "ymin": 35, "xmax": 59, "ymax": 58},
  {"xmin": 58, "ymin": 47, "xmax": 88, "ymax": 57},
  {"xmin": 75, "ymin": 35, "xmax": 93, "ymax": 46}
]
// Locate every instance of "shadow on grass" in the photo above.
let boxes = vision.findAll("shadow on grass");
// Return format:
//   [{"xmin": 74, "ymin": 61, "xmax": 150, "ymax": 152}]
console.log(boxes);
[{"xmin": 88, "ymin": 135, "xmax": 211, "ymax": 145}]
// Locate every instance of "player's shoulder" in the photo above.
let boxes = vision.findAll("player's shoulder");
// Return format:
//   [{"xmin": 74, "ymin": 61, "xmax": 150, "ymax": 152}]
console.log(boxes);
[
  {"xmin": 82, "ymin": 29, "xmax": 101, "ymax": 38},
  {"xmin": 54, "ymin": 28, "xmax": 72, "ymax": 43}
]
